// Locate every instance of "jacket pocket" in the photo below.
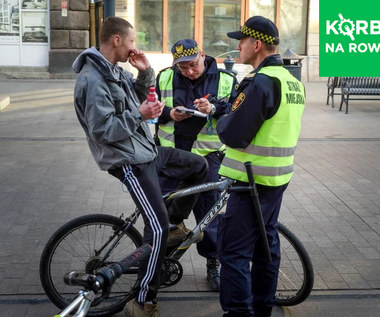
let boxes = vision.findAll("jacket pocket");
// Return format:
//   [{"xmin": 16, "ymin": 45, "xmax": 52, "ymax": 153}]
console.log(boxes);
[{"xmin": 113, "ymin": 99, "xmax": 125, "ymax": 115}]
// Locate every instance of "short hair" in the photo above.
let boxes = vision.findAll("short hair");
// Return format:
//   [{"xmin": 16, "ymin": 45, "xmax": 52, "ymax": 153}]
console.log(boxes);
[
  {"xmin": 100, "ymin": 17, "xmax": 133, "ymax": 44},
  {"xmin": 249, "ymin": 36, "xmax": 278, "ymax": 53}
]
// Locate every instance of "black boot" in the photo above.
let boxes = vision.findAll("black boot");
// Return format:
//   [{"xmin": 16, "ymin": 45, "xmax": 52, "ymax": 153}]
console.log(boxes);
[{"xmin": 206, "ymin": 258, "xmax": 220, "ymax": 291}]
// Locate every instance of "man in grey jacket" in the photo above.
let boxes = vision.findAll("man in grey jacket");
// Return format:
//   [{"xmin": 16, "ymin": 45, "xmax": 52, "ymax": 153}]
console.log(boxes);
[{"xmin": 73, "ymin": 17, "xmax": 207, "ymax": 317}]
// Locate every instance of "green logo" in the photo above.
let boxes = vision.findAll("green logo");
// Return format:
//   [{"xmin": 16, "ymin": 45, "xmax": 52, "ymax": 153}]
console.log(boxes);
[{"xmin": 319, "ymin": 0, "xmax": 380, "ymax": 76}]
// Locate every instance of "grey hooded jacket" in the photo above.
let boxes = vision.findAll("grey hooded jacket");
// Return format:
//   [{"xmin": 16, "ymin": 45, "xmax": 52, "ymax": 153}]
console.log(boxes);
[{"xmin": 72, "ymin": 47, "xmax": 157, "ymax": 170}]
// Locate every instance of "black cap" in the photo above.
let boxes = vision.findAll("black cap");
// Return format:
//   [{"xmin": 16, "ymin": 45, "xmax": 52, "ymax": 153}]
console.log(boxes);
[
  {"xmin": 171, "ymin": 39, "xmax": 201, "ymax": 66},
  {"xmin": 227, "ymin": 16, "xmax": 280, "ymax": 45}
]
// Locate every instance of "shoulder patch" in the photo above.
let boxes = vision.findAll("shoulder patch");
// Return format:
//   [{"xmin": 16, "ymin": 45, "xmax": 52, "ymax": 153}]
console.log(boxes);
[
  {"xmin": 244, "ymin": 72, "xmax": 256, "ymax": 80},
  {"xmin": 232, "ymin": 92, "xmax": 245, "ymax": 111}
]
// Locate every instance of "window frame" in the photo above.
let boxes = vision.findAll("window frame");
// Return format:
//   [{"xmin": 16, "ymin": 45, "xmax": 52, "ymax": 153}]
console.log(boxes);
[{"xmin": 133, "ymin": 0, "xmax": 309, "ymax": 60}]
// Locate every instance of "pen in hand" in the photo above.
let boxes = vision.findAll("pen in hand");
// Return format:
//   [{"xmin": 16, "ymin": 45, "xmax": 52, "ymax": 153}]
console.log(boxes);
[{"xmin": 192, "ymin": 93, "xmax": 210, "ymax": 108}]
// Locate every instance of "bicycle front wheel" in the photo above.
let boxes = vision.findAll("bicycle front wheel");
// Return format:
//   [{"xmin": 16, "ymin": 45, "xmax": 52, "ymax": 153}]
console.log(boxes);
[
  {"xmin": 276, "ymin": 222, "xmax": 314, "ymax": 306},
  {"xmin": 40, "ymin": 214, "xmax": 142, "ymax": 317}
]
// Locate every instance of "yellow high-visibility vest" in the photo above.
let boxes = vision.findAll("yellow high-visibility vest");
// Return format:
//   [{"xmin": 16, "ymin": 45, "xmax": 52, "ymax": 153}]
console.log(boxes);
[
  {"xmin": 158, "ymin": 69, "xmax": 234, "ymax": 156},
  {"xmin": 219, "ymin": 66, "xmax": 305, "ymax": 186}
]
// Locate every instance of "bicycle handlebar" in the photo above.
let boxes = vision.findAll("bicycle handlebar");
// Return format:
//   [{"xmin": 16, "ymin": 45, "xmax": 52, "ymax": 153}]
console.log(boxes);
[{"xmin": 64, "ymin": 244, "xmax": 152, "ymax": 292}]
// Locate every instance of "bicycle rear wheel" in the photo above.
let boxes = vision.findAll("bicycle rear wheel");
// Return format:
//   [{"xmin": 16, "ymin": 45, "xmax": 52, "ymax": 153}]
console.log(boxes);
[
  {"xmin": 276, "ymin": 222, "xmax": 314, "ymax": 306},
  {"xmin": 40, "ymin": 214, "xmax": 142, "ymax": 317}
]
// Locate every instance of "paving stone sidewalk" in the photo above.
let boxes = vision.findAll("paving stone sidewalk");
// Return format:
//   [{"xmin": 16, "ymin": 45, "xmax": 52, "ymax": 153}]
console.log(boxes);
[{"xmin": 0, "ymin": 79, "xmax": 380, "ymax": 316}]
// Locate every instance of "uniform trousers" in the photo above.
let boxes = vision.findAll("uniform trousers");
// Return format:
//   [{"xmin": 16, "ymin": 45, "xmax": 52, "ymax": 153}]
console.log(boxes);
[
  {"xmin": 193, "ymin": 151, "xmax": 223, "ymax": 259},
  {"xmin": 160, "ymin": 132, "xmax": 222, "ymax": 259},
  {"xmin": 217, "ymin": 182, "xmax": 288, "ymax": 317},
  {"xmin": 109, "ymin": 146, "xmax": 207, "ymax": 302}
]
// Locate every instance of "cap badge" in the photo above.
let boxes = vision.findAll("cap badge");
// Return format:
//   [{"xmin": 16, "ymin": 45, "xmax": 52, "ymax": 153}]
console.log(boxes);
[{"xmin": 176, "ymin": 44, "xmax": 184, "ymax": 54}]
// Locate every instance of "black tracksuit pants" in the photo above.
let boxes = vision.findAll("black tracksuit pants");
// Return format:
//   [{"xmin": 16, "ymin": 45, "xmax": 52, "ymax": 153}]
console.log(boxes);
[{"xmin": 109, "ymin": 146, "xmax": 207, "ymax": 302}]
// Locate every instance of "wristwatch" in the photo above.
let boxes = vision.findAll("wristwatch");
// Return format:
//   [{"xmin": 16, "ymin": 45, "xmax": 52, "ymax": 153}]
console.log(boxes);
[{"xmin": 210, "ymin": 104, "xmax": 216, "ymax": 115}]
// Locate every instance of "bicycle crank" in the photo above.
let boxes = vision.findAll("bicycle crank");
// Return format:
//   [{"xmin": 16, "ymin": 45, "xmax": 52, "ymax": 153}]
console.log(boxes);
[{"xmin": 160, "ymin": 258, "xmax": 183, "ymax": 288}]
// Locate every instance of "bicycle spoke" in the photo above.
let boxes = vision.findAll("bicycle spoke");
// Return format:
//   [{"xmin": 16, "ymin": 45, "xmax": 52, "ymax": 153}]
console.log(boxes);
[
  {"xmin": 275, "ymin": 223, "xmax": 313, "ymax": 306},
  {"xmin": 40, "ymin": 215, "xmax": 142, "ymax": 316}
]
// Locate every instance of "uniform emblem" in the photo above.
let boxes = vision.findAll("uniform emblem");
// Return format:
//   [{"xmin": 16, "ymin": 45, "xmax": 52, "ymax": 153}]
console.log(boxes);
[
  {"xmin": 175, "ymin": 44, "xmax": 184, "ymax": 55},
  {"xmin": 232, "ymin": 92, "xmax": 245, "ymax": 111}
]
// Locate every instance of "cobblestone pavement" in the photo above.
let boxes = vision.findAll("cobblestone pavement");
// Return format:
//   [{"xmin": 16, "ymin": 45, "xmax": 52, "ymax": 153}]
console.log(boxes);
[{"xmin": 0, "ymin": 79, "xmax": 380, "ymax": 316}]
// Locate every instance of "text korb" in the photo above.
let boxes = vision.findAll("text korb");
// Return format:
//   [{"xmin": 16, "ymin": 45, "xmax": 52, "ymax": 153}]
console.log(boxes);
[{"xmin": 326, "ymin": 13, "xmax": 380, "ymax": 41}]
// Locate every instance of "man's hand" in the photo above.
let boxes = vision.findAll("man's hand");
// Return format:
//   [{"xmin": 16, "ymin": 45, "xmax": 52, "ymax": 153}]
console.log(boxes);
[
  {"xmin": 193, "ymin": 97, "xmax": 212, "ymax": 114},
  {"xmin": 128, "ymin": 49, "xmax": 150, "ymax": 71},
  {"xmin": 139, "ymin": 99, "xmax": 165, "ymax": 121},
  {"xmin": 170, "ymin": 106, "xmax": 192, "ymax": 121}
]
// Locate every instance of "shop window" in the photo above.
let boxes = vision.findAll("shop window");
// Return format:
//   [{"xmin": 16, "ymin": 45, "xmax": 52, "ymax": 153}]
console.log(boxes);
[
  {"xmin": 0, "ymin": 0, "xmax": 20, "ymax": 41},
  {"xmin": 0, "ymin": 0, "xmax": 49, "ymax": 66},
  {"xmin": 203, "ymin": 1, "xmax": 241, "ymax": 58},
  {"xmin": 250, "ymin": 0, "xmax": 307, "ymax": 54},
  {"xmin": 167, "ymin": 0, "xmax": 195, "ymax": 51},
  {"xmin": 132, "ymin": 0, "xmax": 307, "ymax": 56},
  {"xmin": 279, "ymin": 0, "xmax": 307, "ymax": 54},
  {"xmin": 21, "ymin": 11, "xmax": 47, "ymax": 42},
  {"xmin": 135, "ymin": 0, "xmax": 163, "ymax": 51}
]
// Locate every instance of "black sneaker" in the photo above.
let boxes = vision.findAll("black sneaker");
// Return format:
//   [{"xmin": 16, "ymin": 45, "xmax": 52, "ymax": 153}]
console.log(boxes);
[{"xmin": 207, "ymin": 258, "xmax": 220, "ymax": 291}]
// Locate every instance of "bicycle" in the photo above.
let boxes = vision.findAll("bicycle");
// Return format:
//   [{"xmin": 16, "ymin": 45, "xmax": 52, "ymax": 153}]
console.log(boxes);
[
  {"xmin": 50, "ymin": 244, "xmax": 152, "ymax": 317},
  {"xmin": 40, "ymin": 163, "xmax": 314, "ymax": 317}
]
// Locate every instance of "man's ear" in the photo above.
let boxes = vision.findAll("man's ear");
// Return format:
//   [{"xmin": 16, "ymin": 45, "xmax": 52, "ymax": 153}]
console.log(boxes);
[
  {"xmin": 113, "ymin": 34, "xmax": 121, "ymax": 47},
  {"xmin": 255, "ymin": 39, "xmax": 263, "ymax": 52}
]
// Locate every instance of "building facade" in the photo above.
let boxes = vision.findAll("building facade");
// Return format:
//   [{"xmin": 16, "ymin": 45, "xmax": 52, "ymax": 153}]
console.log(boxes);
[{"xmin": 0, "ymin": 0, "xmax": 321, "ymax": 81}]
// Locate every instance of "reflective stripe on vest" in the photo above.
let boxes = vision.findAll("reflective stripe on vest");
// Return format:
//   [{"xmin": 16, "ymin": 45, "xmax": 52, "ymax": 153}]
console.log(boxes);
[
  {"xmin": 158, "ymin": 70, "xmax": 176, "ymax": 147},
  {"xmin": 158, "ymin": 69, "xmax": 234, "ymax": 155},
  {"xmin": 158, "ymin": 121, "xmax": 175, "ymax": 147},
  {"xmin": 219, "ymin": 66, "xmax": 305, "ymax": 186},
  {"xmin": 191, "ymin": 117, "xmax": 225, "ymax": 156}
]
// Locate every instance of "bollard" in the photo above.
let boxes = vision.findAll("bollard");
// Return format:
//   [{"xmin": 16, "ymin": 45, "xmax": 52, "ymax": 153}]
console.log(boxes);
[{"xmin": 223, "ymin": 55, "xmax": 237, "ymax": 76}]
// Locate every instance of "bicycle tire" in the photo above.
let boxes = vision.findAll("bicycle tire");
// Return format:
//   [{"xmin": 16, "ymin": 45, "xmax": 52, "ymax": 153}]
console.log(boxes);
[
  {"xmin": 40, "ymin": 214, "xmax": 142, "ymax": 317},
  {"xmin": 276, "ymin": 222, "xmax": 314, "ymax": 306}
]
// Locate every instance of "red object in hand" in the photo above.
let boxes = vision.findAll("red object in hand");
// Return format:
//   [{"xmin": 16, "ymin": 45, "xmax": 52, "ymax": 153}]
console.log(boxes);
[{"xmin": 147, "ymin": 87, "xmax": 157, "ymax": 103}]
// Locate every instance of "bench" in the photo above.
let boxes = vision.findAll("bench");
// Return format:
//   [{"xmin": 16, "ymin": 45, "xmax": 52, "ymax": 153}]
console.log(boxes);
[
  {"xmin": 339, "ymin": 77, "xmax": 380, "ymax": 114},
  {"xmin": 326, "ymin": 77, "xmax": 342, "ymax": 108}
]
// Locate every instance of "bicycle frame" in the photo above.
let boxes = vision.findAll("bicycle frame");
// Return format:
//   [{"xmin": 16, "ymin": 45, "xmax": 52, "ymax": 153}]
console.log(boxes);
[
  {"xmin": 162, "ymin": 162, "xmax": 271, "ymax": 263},
  {"xmin": 164, "ymin": 178, "xmax": 234, "ymax": 261},
  {"xmin": 75, "ymin": 163, "xmax": 270, "ymax": 281},
  {"xmin": 44, "ymin": 164, "xmax": 313, "ymax": 317},
  {"xmin": 125, "ymin": 164, "xmax": 271, "ymax": 263},
  {"xmin": 54, "ymin": 290, "xmax": 95, "ymax": 317}
]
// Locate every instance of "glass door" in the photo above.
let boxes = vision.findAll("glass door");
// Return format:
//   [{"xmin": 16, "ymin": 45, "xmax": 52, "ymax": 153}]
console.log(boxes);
[
  {"xmin": 203, "ymin": 0, "xmax": 242, "ymax": 58},
  {"xmin": 133, "ymin": 0, "xmax": 246, "ymax": 55},
  {"xmin": 167, "ymin": 0, "xmax": 195, "ymax": 51},
  {"xmin": 135, "ymin": 0, "xmax": 163, "ymax": 52},
  {"xmin": 0, "ymin": 0, "xmax": 49, "ymax": 66}
]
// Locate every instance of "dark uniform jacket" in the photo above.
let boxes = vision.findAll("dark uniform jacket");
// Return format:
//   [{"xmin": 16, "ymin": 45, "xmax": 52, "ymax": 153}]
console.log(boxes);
[
  {"xmin": 156, "ymin": 56, "xmax": 238, "ymax": 149},
  {"xmin": 217, "ymin": 54, "xmax": 283, "ymax": 149}
]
